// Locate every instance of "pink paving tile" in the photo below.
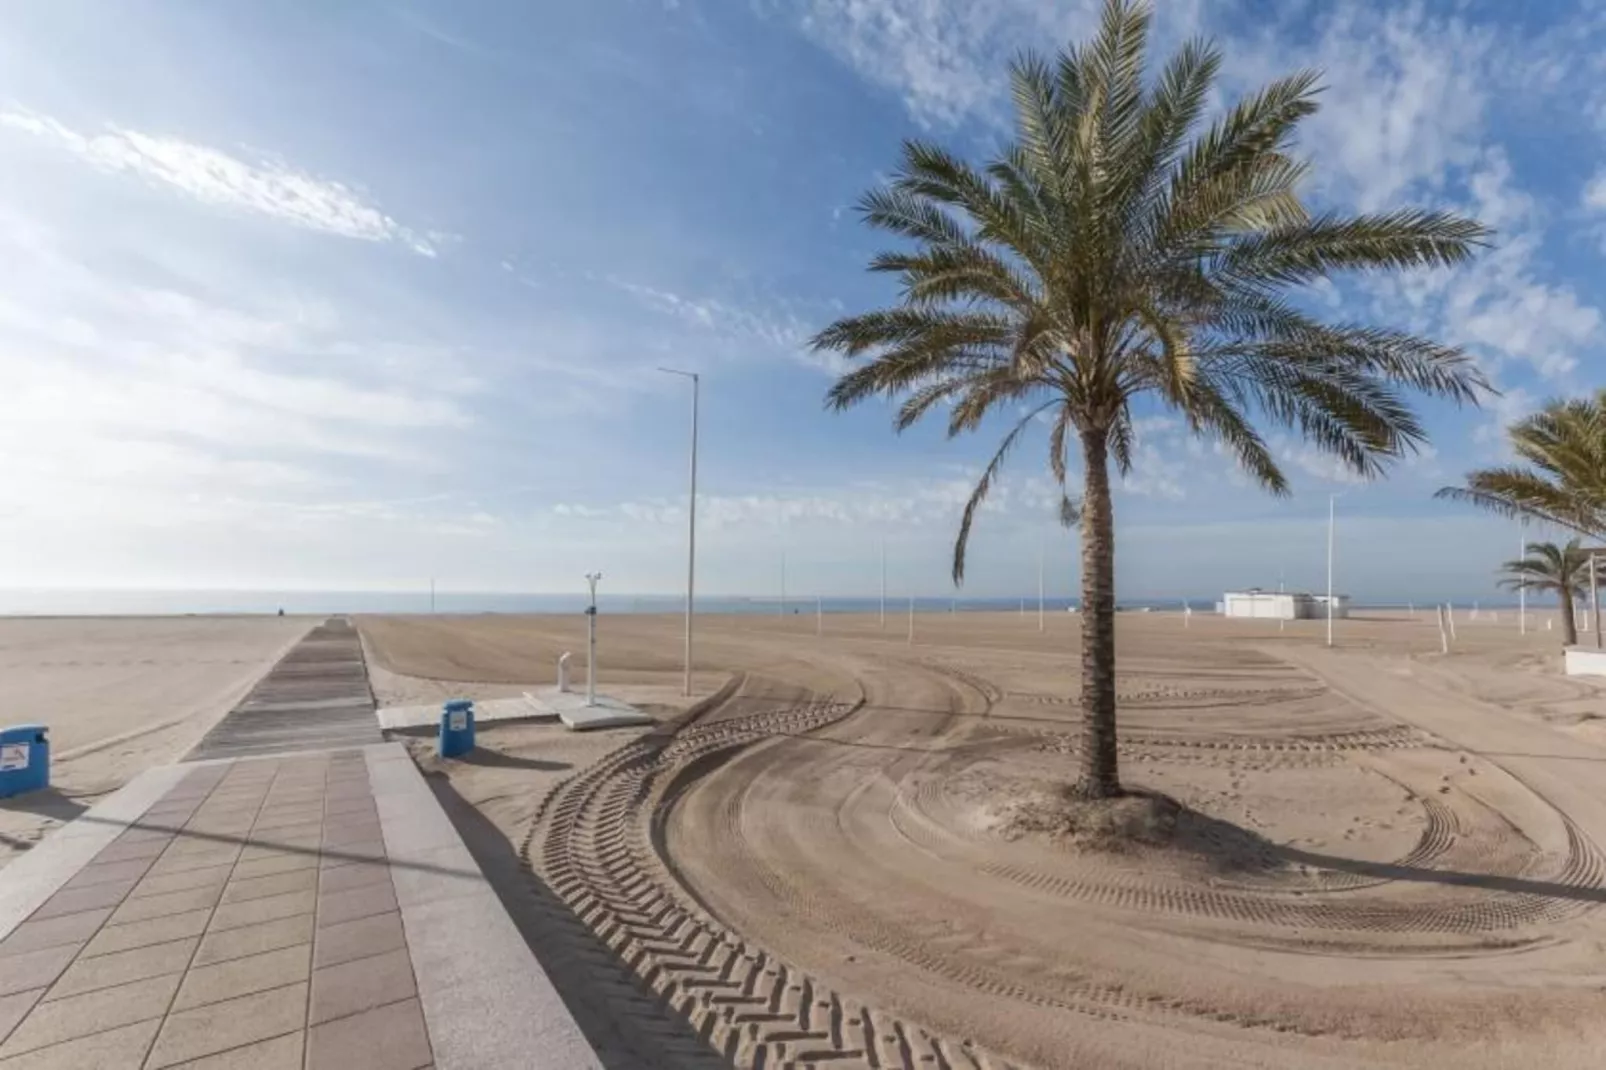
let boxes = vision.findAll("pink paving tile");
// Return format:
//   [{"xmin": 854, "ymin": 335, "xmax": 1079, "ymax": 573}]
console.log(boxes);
[
  {"xmin": 29, "ymin": 877, "xmax": 140, "ymax": 920},
  {"xmin": 0, "ymin": 908, "xmax": 113, "ymax": 957},
  {"xmin": 220, "ymin": 869, "xmax": 318, "ymax": 905},
  {"xmin": 105, "ymin": 884, "xmax": 222, "ymax": 926},
  {"xmin": 129, "ymin": 865, "xmax": 233, "ymax": 901},
  {"xmin": 145, "ymin": 981, "xmax": 308, "ymax": 1068},
  {"xmin": 309, "ymin": 948, "xmax": 416, "ymax": 1026},
  {"xmin": 61, "ymin": 859, "xmax": 154, "ymax": 891},
  {"xmin": 0, "ymin": 1016, "xmax": 160, "ymax": 1070},
  {"xmin": 0, "ymin": 946, "xmax": 78, "ymax": 998},
  {"xmin": 207, "ymin": 890, "xmax": 315, "ymax": 933},
  {"xmin": 311, "ymin": 912, "xmax": 406, "ymax": 970},
  {"xmin": 304, "ymin": 997, "xmax": 432, "ymax": 1070}
]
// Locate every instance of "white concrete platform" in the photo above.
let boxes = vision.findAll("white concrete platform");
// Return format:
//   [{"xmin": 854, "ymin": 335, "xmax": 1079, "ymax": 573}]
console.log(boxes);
[
  {"xmin": 376, "ymin": 695, "xmax": 555, "ymax": 732},
  {"xmin": 1564, "ymin": 646, "xmax": 1606, "ymax": 677},
  {"xmin": 526, "ymin": 688, "xmax": 655, "ymax": 731}
]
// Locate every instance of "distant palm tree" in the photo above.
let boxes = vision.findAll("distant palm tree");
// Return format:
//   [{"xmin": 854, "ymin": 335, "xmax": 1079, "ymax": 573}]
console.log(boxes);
[
  {"xmin": 1437, "ymin": 391, "xmax": 1606, "ymax": 538},
  {"xmin": 812, "ymin": 0, "xmax": 1489, "ymax": 798},
  {"xmin": 1500, "ymin": 539, "xmax": 1590, "ymax": 646}
]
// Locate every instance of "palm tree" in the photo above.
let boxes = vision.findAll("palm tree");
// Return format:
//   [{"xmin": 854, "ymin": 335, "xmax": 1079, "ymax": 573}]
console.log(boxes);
[
  {"xmin": 811, "ymin": 0, "xmax": 1489, "ymax": 798},
  {"xmin": 1436, "ymin": 391, "xmax": 1606, "ymax": 538},
  {"xmin": 1500, "ymin": 540, "xmax": 1589, "ymax": 646}
]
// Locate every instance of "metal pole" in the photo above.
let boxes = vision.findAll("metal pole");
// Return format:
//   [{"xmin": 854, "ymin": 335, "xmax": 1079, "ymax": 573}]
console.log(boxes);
[
  {"xmin": 429, "ymin": 578, "xmax": 435, "ymax": 614},
  {"xmin": 584, "ymin": 572, "xmax": 602, "ymax": 707},
  {"xmin": 780, "ymin": 550, "xmax": 786, "ymax": 619},
  {"xmin": 1326, "ymin": 494, "xmax": 1335, "ymax": 647},
  {"xmin": 880, "ymin": 539, "xmax": 886, "ymax": 629},
  {"xmin": 1037, "ymin": 537, "xmax": 1045, "ymax": 633},
  {"xmin": 658, "ymin": 368, "xmax": 699, "ymax": 697},
  {"xmin": 908, "ymin": 596, "xmax": 914, "ymax": 644},
  {"xmin": 816, "ymin": 595, "xmax": 822, "ymax": 636}
]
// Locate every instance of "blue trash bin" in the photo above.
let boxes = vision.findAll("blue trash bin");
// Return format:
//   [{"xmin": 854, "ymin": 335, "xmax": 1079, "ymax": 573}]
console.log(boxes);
[
  {"xmin": 0, "ymin": 724, "xmax": 49, "ymax": 799},
  {"xmin": 438, "ymin": 700, "xmax": 475, "ymax": 759}
]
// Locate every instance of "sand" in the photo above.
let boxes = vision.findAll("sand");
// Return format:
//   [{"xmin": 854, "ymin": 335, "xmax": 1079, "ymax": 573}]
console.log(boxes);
[
  {"xmin": 362, "ymin": 607, "xmax": 1606, "ymax": 1069},
  {"xmin": 0, "ymin": 615, "xmax": 309, "ymax": 863}
]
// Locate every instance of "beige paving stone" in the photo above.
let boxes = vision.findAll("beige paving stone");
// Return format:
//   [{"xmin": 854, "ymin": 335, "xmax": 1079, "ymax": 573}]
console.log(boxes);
[
  {"xmin": 90, "ymin": 838, "xmax": 173, "ymax": 865},
  {"xmin": 146, "ymin": 848, "xmax": 243, "ymax": 878},
  {"xmin": 106, "ymin": 884, "xmax": 222, "ymax": 926},
  {"xmin": 0, "ymin": 989, "xmax": 42, "ymax": 1046},
  {"xmin": 0, "ymin": 1016, "xmax": 159, "ymax": 1070},
  {"xmin": 44, "ymin": 936, "xmax": 195, "ymax": 1000},
  {"xmin": 309, "ymin": 948, "xmax": 415, "ymax": 1026},
  {"xmin": 305, "ymin": 997, "xmax": 431, "ymax": 1070},
  {"xmin": 208, "ymin": 890, "xmax": 314, "ymax": 933},
  {"xmin": 220, "ymin": 869, "xmax": 318, "ymax": 906},
  {"xmin": 145, "ymin": 981, "xmax": 308, "ymax": 1069},
  {"xmin": 0, "ymin": 946, "xmax": 78, "ymax": 998},
  {"xmin": 29, "ymin": 877, "xmax": 139, "ymax": 920},
  {"xmin": 311, "ymin": 912, "xmax": 406, "ymax": 970},
  {"xmin": 129, "ymin": 865, "xmax": 233, "ymax": 901},
  {"xmin": 193, "ymin": 915, "xmax": 314, "ymax": 968},
  {"xmin": 61, "ymin": 858, "xmax": 154, "ymax": 891},
  {"xmin": 161, "ymin": 1030, "xmax": 303, "ymax": 1069},
  {"xmin": 0, "ymin": 909, "xmax": 112, "ymax": 957},
  {"xmin": 172, "ymin": 944, "xmax": 311, "ymax": 1011},
  {"xmin": 315, "ymin": 883, "xmax": 396, "ymax": 928},
  {"xmin": 82, "ymin": 908, "xmax": 212, "ymax": 959},
  {"xmin": 316, "ymin": 863, "xmax": 389, "ymax": 896},
  {"xmin": 0, "ymin": 971, "xmax": 179, "ymax": 1057},
  {"xmin": 229, "ymin": 853, "xmax": 318, "ymax": 882}
]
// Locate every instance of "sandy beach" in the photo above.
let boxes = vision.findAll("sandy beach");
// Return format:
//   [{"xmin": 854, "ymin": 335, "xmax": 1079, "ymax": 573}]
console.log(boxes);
[
  {"xmin": 360, "ymin": 608, "xmax": 1606, "ymax": 1069},
  {"xmin": 0, "ymin": 615, "xmax": 310, "ymax": 863}
]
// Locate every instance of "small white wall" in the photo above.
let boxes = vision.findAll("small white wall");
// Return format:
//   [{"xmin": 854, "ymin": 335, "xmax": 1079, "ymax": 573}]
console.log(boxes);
[{"xmin": 1564, "ymin": 647, "xmax": 1606, "ymax": 677}]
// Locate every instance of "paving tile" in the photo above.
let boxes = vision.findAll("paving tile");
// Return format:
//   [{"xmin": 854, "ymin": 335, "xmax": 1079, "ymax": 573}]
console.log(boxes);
[
  {"xmin": 221, "ymin": 869, "xmax": 318, "ymax": 905},
  {"xmin": 193, "ymin": 915, "xmax": 314, "ymax": 968},
  {"xmin": 147, "ymin": 847, "xmax": 243, "ymax": 877},
  {"xmin": 323, "ymin": 799, "xmax": 377, "ymax": 819},
  {"xmin": 130, "ymin": 864, "xmax": 234, "ymax": 900},
  {"xmin": 230, "ymin": 853, "xmax": 318, "ymax": 882},
  {"xmin": 249, "ymin": 818, "xmax": 323, "ymax": 840},
  {"xmin": 320, "ymin": 841, "xmax": 385, "ymax": 869},
  {"xmin": 0, "ymin": 989, "xmax": 42, "ymax": 1046},
  {"xmin": 45, "ymin": 936, "xmax": 196, "ymax": 1000},
  {"xmin": 82, "ymin": 908, "xmax": 212, "ymax": 958},
  {"xmin": 321, "ymin": 824, "xmax": 382, "ymax": 848},
  {"xmin": 0, "ymin": 945, "xmax": 78, "ymax": 998},
  {"xmin": 0, "ymin": 1016, "xmax": 159, "ymax": 1070},
  {"xmin": 208, "ymin": 890, "xmax": 314, "ymax": 933},
  {"xmin": 91, "ymin": 837, "xmax": 173, "ymax": 865},
  {"xmin": 309, "ymin": 948, "xmax": 415, "ymax": 1025},
  {"xmin": 0, "ymin": 909, "xmax": 112, "ymax": 957},
  {"xmin": 305, "ymin": 997, "xmax": 430, "ymax": 1070},
  {"xmin": 252, "ymin": 810, "xmax": 324, "ymax": 830},
  {"xmin": 29, "ymin": 877, "xmax": 139, "ymax": 920},
  {"xmin": 321, "ymin": 812, "xmax": 380, "ymax": 834},
  {"xmin": 316, "ymin": 882, "xmax": 396, "ymax": 928},
  {"xmin": 145, "ymin": 981, "xmax": 307, "ymax": 1068},
  {"xmin": 106, "ymin": 883, "xmax": 223, "ymax": 926},
  {"xmin": 172, "ymin": 944, "xmax": 310, "ymax": 1011},
  {"xmin": 163, "ymin": 1030, "xmax": 304, "ymax": 1069},
  {"xmin": 317, "ymin": 863, "xmax": 390, "ymax": 896},
  {"xmin": 0, "ymin": 971, "xmax": 179, "ymax": 1057},
  {"xmin": 62, "ymin": 858, "xmax": 154, "ymax": 891},
  {"xmin": 312, "ymin": 912, "xmax": 406, "ymax": 970}
]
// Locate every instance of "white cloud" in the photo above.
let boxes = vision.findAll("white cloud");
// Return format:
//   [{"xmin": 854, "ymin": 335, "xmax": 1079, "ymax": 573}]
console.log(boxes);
[
  {"xmin": 0, "ymin": 109, "xmax": 438, "ymax": 255},
  {"xmin": 605, "ymin": 276, "xmax": 837, "ymax": 374}
]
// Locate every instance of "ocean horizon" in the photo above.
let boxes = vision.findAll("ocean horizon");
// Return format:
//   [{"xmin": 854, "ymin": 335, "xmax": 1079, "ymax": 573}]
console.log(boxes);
[{"xmin": 0, "ymin": 589, "xmax": 1533, "ymax": 618}]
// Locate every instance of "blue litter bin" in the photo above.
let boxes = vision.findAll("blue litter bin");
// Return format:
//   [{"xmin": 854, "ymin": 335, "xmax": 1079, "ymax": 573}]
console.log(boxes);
[
  {"xmin": 438, "ymin": 700, "xmax": 475, "ymax": 759},
  {"xmin": 0, "ymin": 724, "xmax": 49, "ymax": 799}
]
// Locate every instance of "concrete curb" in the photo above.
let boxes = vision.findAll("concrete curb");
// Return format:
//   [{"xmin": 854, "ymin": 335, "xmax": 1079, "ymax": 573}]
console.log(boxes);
[{"xmin": 363, "ymin": 743, "xmax": 602, "ymax": 1070}]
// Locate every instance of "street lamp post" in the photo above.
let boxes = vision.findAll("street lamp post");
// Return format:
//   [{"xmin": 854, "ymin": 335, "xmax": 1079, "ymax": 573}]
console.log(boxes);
[
  {"xmin": 1326, "ymin": 494, "xmax": 1336, "ymax": 647},
  {"xmin": 657, "ymin": 368, "xmax": 699, "ymax": 697},
  {"xmin": 584, "ymin": 572, "xmax": 602, "ymax": 707}
]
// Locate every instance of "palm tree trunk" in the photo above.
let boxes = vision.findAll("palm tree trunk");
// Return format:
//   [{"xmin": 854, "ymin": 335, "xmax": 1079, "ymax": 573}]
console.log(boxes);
[
  {"xmin": 1075, "ymin": 426, "xmax": 1121, "ymax": 799},
  {"xmin": 1562, "ymin": 591, "xmax": 1579, "ymax": 646}
]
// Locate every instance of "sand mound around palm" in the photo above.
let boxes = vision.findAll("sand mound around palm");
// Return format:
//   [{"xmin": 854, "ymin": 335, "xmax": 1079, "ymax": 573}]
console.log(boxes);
[{"xmin": 990, "ymin": 782, "xmax": 1283, "ymax": 871}]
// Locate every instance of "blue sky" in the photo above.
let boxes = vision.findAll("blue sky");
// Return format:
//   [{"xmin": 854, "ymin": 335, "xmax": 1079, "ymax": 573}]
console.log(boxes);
[{"xmin": 0, "ymin": 0, "xmax": 1601, "ymax": 603}]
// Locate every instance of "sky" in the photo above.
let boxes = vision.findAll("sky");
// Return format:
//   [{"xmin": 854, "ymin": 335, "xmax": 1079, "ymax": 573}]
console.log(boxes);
[{"xmin": 0, "ymin": 0, "xmax": 1602, "ymax": 605}]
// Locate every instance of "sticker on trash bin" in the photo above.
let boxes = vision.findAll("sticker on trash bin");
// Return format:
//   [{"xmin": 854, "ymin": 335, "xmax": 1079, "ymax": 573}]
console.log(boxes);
[
  {"xmin": 448, "ymin": 711, "xmax": 468, "ymax": 731},
  {"xmin": 0, "ymin": 743, "xmax": 28, "ymax": 771}
]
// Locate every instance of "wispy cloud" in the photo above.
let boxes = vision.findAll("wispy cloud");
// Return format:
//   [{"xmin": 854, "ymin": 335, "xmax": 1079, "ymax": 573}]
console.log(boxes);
[{"xmin": 0, "ymin": 109, "xmax": 439, "ymax": 255}]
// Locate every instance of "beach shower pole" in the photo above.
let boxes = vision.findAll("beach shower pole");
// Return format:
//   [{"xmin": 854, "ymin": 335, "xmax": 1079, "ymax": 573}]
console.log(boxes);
[
  {"xmin": 908, "ymin": 596, "xmax": 914, "ymax": 644},
  {"xmin": 657, "ymin": 367, "xmax": 699, "ymax": 697},
  {"xmin": 816, "ymin": 595, "xmax": 822, "ymax": 636},
  {"xmin": 1518, "ymin": 516, "xmax": 1527, "ymax": 636},
  {"xmin": 1592, "ymin": 556, "xmax": 1601, "ymax": 650},
  {"xmin": 780, "ymin": 550, "xmax": 786, "ymax": 619},
  {"xmin": 584, "ymin": 572, "xmax": 602, "ymax": 707},
  {"xmin": 1326, "ymin": 494, "xmax": 1336, "ymax": 647},
  {"xmin": 429, "ymin": 578, "xmax": 435, "ymax": 614},
  {"xmin": 880, "ymin": 539, "xmax": 887, "ymax": 630},
  {"xmin": 1038, "ymin": 536, "xmax": 1045, "ymax": 632}
]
